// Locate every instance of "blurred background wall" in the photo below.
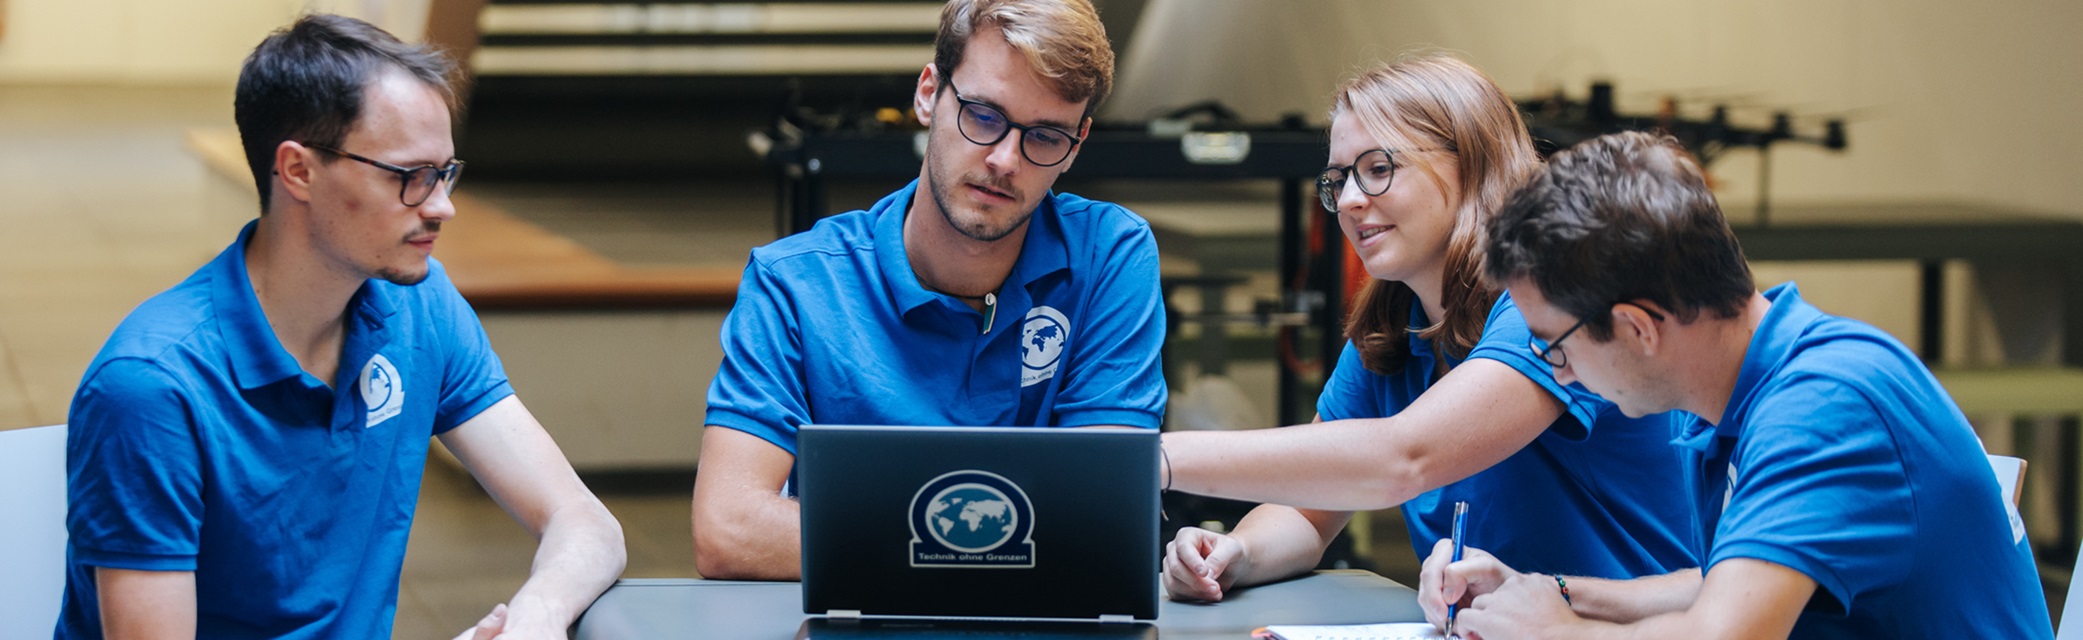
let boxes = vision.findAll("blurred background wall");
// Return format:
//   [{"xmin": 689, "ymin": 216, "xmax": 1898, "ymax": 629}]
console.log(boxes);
[
  {"xmin": 11, "ymin": 0, "xmax": 2076, "ymax": 220},
  {"xmin": 1106, "ymin": 0, "xmax": 2083, "ymax": 220},
  {"xmin": 0, "ymin": 0, "xmax": 429, "ymax": 84},
  {"xmin": 1104, "ymin": 0, "xmax": 2083, "ymax": 375}
]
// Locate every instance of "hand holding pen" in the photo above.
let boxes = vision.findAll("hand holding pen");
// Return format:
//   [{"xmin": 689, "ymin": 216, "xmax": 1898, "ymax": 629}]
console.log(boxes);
[
  {"xmin": 1444, "ymin": 501, "xmax": 1469, "ymax": 638},
  {"xmin": 1417, "ymin": 508, "xmax": 1519, "ymax": 635}
]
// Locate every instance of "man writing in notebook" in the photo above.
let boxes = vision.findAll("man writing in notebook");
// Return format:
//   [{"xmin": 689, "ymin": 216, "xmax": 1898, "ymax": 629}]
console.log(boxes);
[
  {"xmin": 57, "ymin": 15, "xmax": 625, "ymax": 638},
  {"xmin": 1423, "ymin": 131, "xmax": 2049, "ymax": 638},
  {"xmin": 691, "ymin": 0, "xmax": 1165, "ymax": 580}
]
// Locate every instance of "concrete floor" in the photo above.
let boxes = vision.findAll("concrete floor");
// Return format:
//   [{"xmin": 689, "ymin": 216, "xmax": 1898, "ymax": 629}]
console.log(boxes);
[{"xmin": 0, "ymin": 85, "xmax": 252, "ymax": 429}]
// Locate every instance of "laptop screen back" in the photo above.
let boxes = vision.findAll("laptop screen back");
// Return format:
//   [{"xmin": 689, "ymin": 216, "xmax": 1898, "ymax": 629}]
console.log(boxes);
[{"xmin": 798, "ymin": 426, "xmax": 1160, "ymax": 620}]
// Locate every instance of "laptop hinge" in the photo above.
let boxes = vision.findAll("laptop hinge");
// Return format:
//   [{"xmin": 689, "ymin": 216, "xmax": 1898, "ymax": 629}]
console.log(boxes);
[
  {"xmin": 1098, "ymin": 615, "xmax": 1134, "ymax": 624},
  {"xmin": 827, "ymin": 610, "xmax": 863, "ymax": 620}
]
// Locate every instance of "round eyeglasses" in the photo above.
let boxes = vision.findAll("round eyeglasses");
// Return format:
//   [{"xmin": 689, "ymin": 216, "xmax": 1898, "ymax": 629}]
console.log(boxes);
[
  {"xmin": 946, "ymin": 80, "xmax": 1083, "ymax": 167},
  {"xmin": 1317, "ymin": 148, "xmax": 1398, "ymax": 212},
  {"xmin": 306, "ymin": 144, "xmax": 465, "ymax": 207}
]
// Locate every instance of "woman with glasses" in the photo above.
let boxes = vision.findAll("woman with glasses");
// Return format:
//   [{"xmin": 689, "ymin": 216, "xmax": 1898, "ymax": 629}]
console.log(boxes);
[{"xmin": 1156, "ymin": 54, "xmax": 1697, "ymax": 614}]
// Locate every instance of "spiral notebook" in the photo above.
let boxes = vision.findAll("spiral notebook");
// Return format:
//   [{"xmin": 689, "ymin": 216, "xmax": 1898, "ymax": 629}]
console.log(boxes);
[{"xmin": 1253, "ymin": 622, "xmax": 1446, "ymax": 640}]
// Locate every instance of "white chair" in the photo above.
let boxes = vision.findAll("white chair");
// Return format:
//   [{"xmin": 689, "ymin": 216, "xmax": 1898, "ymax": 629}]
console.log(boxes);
[
  {"xmin": 0, "ymin": 425, "xmax": 69, "ymax": 640},
  {"xmin": 2062, "ymin": 534, "xmax": 2083, "ymax": 640},
  {"xmin": 1990, "ymin": 454, "xmax": 2027, "ymax": 512},
  {"xmin": 1988, "ymin": 455, "xmax": 2028, "ymax": 547},
  {"xmin": 1986, "ymin": 454, "xmax": 2081, "ymax": 637},
  {"xmin": 1987, "ymin": 455, "xmax": 2029, "ymax": 556}
]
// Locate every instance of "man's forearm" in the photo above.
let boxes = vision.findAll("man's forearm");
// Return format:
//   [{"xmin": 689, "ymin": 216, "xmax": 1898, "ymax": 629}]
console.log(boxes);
[
  {"xmin": 1510, "ymin": 598, "xmax": 1778, "ymax": 640},
  {"xmin": 1225, "ymin": 506, "xmax": 1349, "ymax": 588},
  {"xmin": 1565, "ymin": 568, "xmax": 1702, "ymax": 623},
  {"xmin": 690, "ymin": 427, "xmax": 804, "ymax": 580},
  {"xmin": 691, "ymin": 491, "xmax": 803, "ymax": 580},
  {"xmin": 506, "ymin": 501, "xmax": 627, "ymax": 627}
]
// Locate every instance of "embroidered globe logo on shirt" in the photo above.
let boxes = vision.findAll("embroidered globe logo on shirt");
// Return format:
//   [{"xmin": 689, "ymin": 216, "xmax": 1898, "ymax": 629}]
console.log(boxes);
[
  {"xmin": 1021, "ymin": 306, "xmax": 1070, "ymax": 387},
  {"xmin": 909, "ymin": 470, "xmax": 1036, "ymax": 568},
  {"xmin": 359, "ymin": 353, "xmax": 405, "ymax": 428}
]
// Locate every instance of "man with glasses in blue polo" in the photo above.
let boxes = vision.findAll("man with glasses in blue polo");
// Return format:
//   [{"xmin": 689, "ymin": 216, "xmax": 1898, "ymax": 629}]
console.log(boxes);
[
  {"xmin": 691, "ymin": 0, "xmax": 1165, "ymax": 580},
  {"xmin": 59, "ymin": 15, "xmax": 625, "ymax": 638},
  {"xmin": 1429, "ymin": 132, "xmax": 2049, "ymax": 638}
]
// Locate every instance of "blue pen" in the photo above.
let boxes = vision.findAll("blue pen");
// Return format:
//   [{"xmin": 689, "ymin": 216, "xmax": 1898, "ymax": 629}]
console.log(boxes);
[{"xmin": 1444, "ymin": 501, "xmax": 1469, "ymax": 638}]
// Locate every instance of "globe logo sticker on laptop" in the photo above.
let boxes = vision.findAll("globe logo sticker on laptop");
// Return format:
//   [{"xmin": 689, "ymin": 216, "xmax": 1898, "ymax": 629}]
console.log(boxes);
[{"xmin": 909, "ymin": 470, "xmax": 1036, "ymax": 568}]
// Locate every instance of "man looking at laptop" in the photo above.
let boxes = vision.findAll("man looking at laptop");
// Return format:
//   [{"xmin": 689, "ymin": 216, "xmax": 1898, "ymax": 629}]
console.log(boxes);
[
  {"xmin": 693, "ymin": 0, "xmax": 1165, "ymax": 580},
  {"xmin": 1431, "ymin": 132, "xmax": 2049, "ymax": 638},
  {"xmin": 58, "ymin": 14, "xmax": 625, "ymax": 639}
]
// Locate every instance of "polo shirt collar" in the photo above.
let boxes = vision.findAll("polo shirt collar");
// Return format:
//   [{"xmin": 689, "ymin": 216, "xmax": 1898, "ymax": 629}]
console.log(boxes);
[
  {"xmin": 212, "ymin": 220, "xmax": 399, "ymax": 390},
  {"xmin": 1404, "ymin": 300, "xmax": 1453, "ymax": 370},
  {"xmin": 874, "ymin": 179, "xmax": 1071, "ymax": 316},
  {"xmin": 1672, "ymin": 282, "xmax": 1821, "ymax": 453}
]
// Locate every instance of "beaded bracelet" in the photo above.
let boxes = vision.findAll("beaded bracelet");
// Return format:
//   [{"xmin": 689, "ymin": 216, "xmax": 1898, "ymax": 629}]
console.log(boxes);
[{"xmin": 1554, "ymin": 575, "xmax": 1572, "ymax": 605}]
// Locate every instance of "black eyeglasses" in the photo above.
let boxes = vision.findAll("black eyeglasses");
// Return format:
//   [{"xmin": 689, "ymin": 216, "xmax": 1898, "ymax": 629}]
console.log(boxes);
[
  {"xmin": 1530, "ymin": 317, "xmax": 1591, "ymax": 369},
  {"xmin": 945, "ymin": 79, "xmax": 1083, "ymax": 167},
  {"xmin": 306, "ymin": 144, "xmax": 465, "ymax": 207},
  {"xmin": 1529, "ymin": 303, "xmax": 1666, "ymax": 368},
  {"xmin": 1318, "ymin": 148, "xmax": 1398, "ymax": 212}
]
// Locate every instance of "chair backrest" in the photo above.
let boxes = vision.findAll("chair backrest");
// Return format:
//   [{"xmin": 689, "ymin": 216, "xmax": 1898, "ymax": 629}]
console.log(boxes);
[
  {"xmin": 1986, "ymin": 454, "xmax": 2030, "ymax": 554},
  {"xmin": 1989, "ymin": 454, "xmax": 2027, "ymax": 511},
  {"xmin": 2062, "ymin": 536, "xmax": 2083, "ymax": 640},
  {"xmin": 1984, "ymin": 454, "xmax": 2073, "ymax": 639},
  {"xmin": 0, "ymin": 425, "xmax": 69, "ymax": 640}
]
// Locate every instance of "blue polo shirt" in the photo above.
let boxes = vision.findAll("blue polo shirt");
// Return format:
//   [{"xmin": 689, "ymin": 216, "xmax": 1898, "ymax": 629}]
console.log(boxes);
[
  {"xmin": 1317, "ymin": 292, "xmax": 1695, "ymax": 579},
  {"xmin": 706, "ymin": 180, "xmax": 1166, "ymax": 458},
  {"xmin": 58, "ymin": 222, "xmax": 514, "ymax": 639},
  {"xmin": 1675, "ymin": 284, "xmax": 2050, "ymax": 637}
]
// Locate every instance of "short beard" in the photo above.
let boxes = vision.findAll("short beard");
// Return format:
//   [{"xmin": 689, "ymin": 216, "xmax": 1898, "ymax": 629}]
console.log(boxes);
[
  {"xmin": 378, "ymin": 221, "xmax": 440, "ymax": 286},
  {"xmin": 925, "ymin": 135, "xmax": 1032, "ymax": 242},
  {"xmin": 376, "ymin": 267, "xmax": 429, "ymax": 286}
]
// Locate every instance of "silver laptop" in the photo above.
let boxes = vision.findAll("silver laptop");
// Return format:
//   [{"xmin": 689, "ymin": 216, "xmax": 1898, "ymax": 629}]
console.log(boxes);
[{"xmin": 797, "ymin": 425, "xmax": 1160, "ymax": 631}]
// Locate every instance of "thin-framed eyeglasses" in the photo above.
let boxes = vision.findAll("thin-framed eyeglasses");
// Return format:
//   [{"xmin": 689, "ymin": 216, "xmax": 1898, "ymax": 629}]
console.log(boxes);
[
  {"xmin": 1317, "ymin": 148, "xmax": 1399, "ymax": 212},
  {"xmin": 306, "ymin": 143, "xmax": 465, "ymax": 207},
  {"xmin": 945, "ymin": 79, "xmax": 1084, "ymax": 167},
  {"xmin": 1529, "ymin": 303, "xmax": 1666, "ymax": 368}
]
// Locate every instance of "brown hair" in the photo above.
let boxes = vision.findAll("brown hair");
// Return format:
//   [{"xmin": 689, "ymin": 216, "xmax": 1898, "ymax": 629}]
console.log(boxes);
[
  {"xmin": 933, "ymin": 0, "xmax": 1115, "ymax": 118},
  {"xmin": 1487, "ymin": 132, "xmax": 1754, "ymax": 340},
  {"xmin": 235, "ymin": 14, "xmax": 456, "ymax": 213},
  {"xmin": 1334, "ymin": 53, "xmax": 1542, "ymax": 374}
]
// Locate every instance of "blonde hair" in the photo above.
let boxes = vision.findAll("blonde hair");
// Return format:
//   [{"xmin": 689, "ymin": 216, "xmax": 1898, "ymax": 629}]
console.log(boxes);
[
  {"xmin": 1334, "ymin": 53, "xmax": 1543, "ymax": 374},
  {"xmin": 934, "ymin": 0, "xmax": 1115, "ymax": 117}
]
